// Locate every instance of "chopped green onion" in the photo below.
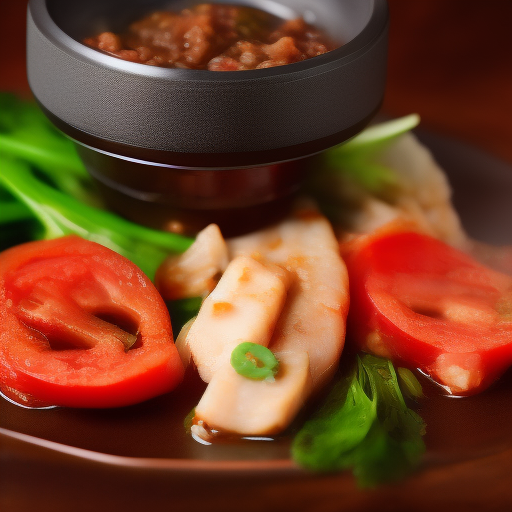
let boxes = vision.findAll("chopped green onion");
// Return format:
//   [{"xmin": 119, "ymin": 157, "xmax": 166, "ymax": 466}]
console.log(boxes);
[{"xmin": 230, "ymin": 342, "xmax": 279, "ymax": 381}]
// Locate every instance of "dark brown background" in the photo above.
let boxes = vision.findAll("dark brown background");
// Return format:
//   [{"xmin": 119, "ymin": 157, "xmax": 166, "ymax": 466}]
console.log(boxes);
[{"xmin": 1, "ymin": 0, "xmax": 511, "ymax": 163}]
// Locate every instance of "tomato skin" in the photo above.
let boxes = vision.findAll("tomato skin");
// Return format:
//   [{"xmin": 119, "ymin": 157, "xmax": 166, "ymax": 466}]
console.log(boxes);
[
  {"xmin": 341, "ymin": 230, "xmax": 512, "ymax": 395},
  {"xmin": 0, "ymin": 236, "xmax": 184, "ymax": 408}
]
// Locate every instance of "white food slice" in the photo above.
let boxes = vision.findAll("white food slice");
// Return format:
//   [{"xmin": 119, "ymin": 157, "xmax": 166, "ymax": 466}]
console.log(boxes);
[
  {"xmin": 194, "ymin": 351, "xmax": 311, "ymax": 436},
  {"xmin": 309, "ymin": 131, "xmax": 468, "ymax": 250},
  {"xmin": 340, "ymin": 133, "xmax": 467, "ymax": 248},
  {"xmin": 185, "ymin": 255, "xmax": 290, "ymax": 383},
  {"xmin": 229, "ymin": 208, "xmax": 350, "ymax": 391},
  {"xmin": 378, "ymin": 133, "xmax": 466, "ymax": 247},
  {"xmin": 174, "ymin": 317, "xmax": 195, "ymax": 368},
  {"xmin": 433, "ymin": 353, "xmax": 483, "ymax": 394},
  {"xmin": 155, "ymin": 224, "xmax": 229, "ymax": 300}
]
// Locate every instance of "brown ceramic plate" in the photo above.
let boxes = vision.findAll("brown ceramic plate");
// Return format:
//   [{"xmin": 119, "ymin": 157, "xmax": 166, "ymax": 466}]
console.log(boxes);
[{"xmin": 1, "ymin": 131, "xmax": 512, "ymax": 512}]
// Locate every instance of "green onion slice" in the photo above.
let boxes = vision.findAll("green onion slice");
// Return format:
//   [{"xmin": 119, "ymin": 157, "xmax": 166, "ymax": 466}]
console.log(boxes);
[{"xmin": 230, "ymin": 342, "xmax": 279, "ymax": 381}]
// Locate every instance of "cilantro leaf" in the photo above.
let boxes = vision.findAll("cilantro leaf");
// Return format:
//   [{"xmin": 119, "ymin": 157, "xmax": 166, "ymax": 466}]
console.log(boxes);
[{"xmin": 292, "ymin": 354, "xmax": 426, "ymax": 487}]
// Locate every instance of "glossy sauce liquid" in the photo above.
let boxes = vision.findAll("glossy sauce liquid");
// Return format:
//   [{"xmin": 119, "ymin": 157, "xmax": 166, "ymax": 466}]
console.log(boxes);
[{"xmin": 1, "ymin": 361, "xmax": 511, "ymax": 465}]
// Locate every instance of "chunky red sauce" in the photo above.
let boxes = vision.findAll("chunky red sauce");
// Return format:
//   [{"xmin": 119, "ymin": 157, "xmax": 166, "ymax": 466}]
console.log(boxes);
[{"xmin": 83, "ymin": 4, "xmax": 339, "ymax": 70}]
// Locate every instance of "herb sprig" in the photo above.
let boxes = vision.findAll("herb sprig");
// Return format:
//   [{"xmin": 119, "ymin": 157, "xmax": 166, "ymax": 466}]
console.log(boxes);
[
  {"xmin": 0, "ymin": 93, "xmax": 193, "ymax": 279},
  {"xmin": 292, "ymin": 354, "xmax": 426, "ymax": 487}
]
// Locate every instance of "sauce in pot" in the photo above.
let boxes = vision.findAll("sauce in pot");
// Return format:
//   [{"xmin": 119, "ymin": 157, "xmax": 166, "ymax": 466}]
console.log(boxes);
[{"xmin": 83, "ymin": 3, "xmax": 339, "ymax": 70}]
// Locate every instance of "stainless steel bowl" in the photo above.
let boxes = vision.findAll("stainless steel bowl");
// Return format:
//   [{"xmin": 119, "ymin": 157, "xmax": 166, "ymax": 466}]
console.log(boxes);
[{"xmin": 27, "ymin": 0, "xmax": 389, "ymax": 235}]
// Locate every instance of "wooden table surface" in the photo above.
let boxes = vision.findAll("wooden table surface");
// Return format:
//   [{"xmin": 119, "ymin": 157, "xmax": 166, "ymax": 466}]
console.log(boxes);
[
  {"xmin": 1, "ymin": 0, "xmax": 511, "ymax": 163},
  {"xmin": 384, "ymin": 0, "xmax": 512, "ymax": 164}
]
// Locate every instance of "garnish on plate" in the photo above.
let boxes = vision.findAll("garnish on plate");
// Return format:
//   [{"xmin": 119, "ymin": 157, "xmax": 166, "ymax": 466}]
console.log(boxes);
[
  {"xmin": 230, "ymin": 342, "xmax": 280, "ymax": 381},
  {"xmin": 292, "ymin": 354, "xmax": 426, "ymax": 487}
]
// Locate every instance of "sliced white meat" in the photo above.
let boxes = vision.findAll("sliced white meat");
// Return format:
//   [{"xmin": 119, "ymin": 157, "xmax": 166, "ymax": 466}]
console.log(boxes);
[
  {"xmin": 308, "ymin": 131, "xmax": 468, "ymax": 249},
  {"xmin": 229, "ymin": 207, "xmax": 350, "ymax": 391},
  {"xmin": 191, "ymin": 208, "xmax": 349, "ymax": 437},
  {"xmin": 194, "ymin": 350, "xmax": 311, "ymax": 436},
  {"xmin": 377, "ymin": 132, "xmax": 466, "ymax": 248},
  {"xmin": 174, "ymin": 317, "xmax": 195, "ymax": 368},
  {"xmin": 155, "ymin": 224, "xmax": 229, "ymax": 300},
  {"xmin": 185, "ymin": 255, "xmax": 290, "ymax": 383}
]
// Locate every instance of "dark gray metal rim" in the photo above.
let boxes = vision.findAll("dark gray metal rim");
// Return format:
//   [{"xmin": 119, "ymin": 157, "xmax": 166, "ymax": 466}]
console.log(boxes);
[
  {"xmin": 27, "ymin": 0, "xmax": 389, "ymax": 157},
  {"xmin": 28, "ymin": 0, "xmax": 388, "ymax": 82}
]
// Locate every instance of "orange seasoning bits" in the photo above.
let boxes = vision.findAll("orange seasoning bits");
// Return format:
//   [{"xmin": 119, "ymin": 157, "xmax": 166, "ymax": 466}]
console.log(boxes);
[
  {"xmin": 238, "ymin": 266, "xmax": 252, "ymax": 282},
  {"xmin": 212, "ymin": 301, "xmax": 234, "ymax": 315}
]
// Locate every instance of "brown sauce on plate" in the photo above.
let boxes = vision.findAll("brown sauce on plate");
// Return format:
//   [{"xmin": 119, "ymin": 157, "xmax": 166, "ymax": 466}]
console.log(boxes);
[
  {"xmin": 1, "ymin": 335, "xmax": 511, "ymax": 512},
  {"xmin": 1, "ymin": 359, "xmax": 511, "ymax": 463}
]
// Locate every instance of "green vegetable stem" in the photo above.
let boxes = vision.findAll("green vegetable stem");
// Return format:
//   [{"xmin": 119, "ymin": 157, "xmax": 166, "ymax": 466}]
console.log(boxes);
[
  {"xmin": 0, "ymin": 158, "xmax": 192, "ymax": 280},
  {"xmin": 334, "ymin": 114, "xmax": 421, "ymax": 156},
  {"xmin": 292, "ymin": 354, "xmax": 426, "ymax": 487},
  {"xmin": 0, "ymin": 93, "xmax": 96, "ymax": 205},
  {"xmin": 0, "ymin": 93, "xmax": 194, "ymax": 279},
  {"xmin": 320, "ymin": 114, "xmax": 420, "ymax": 199}
]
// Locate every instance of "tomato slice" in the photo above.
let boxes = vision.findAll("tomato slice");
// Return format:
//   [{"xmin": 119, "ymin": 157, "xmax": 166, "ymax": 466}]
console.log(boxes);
[
  {"xmin": 0, "ymin": 236, "xmax": 184, "ymax": 408},
  {"xmin": 341, "ymin": 230, "xmax": 512, "ymax": 395}
]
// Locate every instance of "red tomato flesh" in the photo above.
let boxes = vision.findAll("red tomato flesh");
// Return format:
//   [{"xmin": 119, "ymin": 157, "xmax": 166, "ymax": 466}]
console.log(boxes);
[
  {"xmin": 342, "ymin": 231, "xmax": 512, "ymax": 395},
  {"xmin": 0, "ymin": 236, "xmax": 184, "ymax": 408}
]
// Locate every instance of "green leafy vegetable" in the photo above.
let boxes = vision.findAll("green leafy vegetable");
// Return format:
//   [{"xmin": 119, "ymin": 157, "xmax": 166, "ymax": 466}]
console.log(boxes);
[
  {"xmin": 0, "ymin": 184, "xmax": 40, "ymax": 250},
  {"xmin": 0, "ymin": 93, "xmax": 194, "ymax": 279},
  {"xmin": 0, "ymin": 93, "xmax": 96, "ymax": 205},
  {"xmin": 230, "ymin": 342, "xmax": 280, "ymax": 381},
  {"xmin": 0, "ymin": 93, "xmax": 83, "ymax": 173},
  {"xmin": 167, "ymin": 297, "xmax": 203, "ymax": 334},
  {"xmin": 398, "ymin": 367, "xmax": 424, "ymax": 399},
  {"xmin": 1, "ymin": 198, "xmax": 31, "ymax": 224},
  {"xmin": 334, "ymin": 114, "xmax": 420, "ymax": 156},
  {"xmin": 0, "ymin": 158, "xmax": 192, "ymax": 280},
  {"xmin": 292, "ymin": 354, "xmax": 426, "ymax": 487},
  {"xmin": 320, "ymin": 114, "xmax": 420, "ymax": 200}
]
